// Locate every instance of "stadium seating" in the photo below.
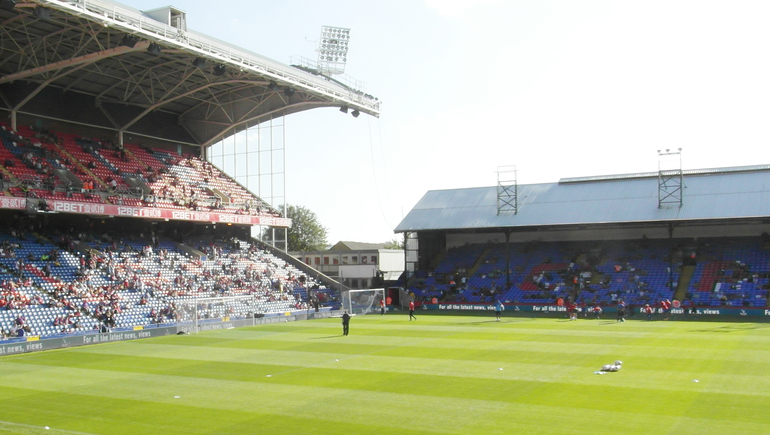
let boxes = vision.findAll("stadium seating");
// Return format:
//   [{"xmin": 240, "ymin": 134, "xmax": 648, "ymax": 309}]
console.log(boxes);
[
  {"xmin": 0, "ymin": 218, "xmax": 328, "ymax": 341},
  {"xmin": 409, "ymin": 237, "xmax": 769, "ymax": 309},
  {"xmin": 0, "ymin": 123, "xmax": 279, "ymax": 216}
]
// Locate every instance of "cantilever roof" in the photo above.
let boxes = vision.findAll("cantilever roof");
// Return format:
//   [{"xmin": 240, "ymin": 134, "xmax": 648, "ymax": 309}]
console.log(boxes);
[
  {"xmin": 395, "ymin": 165, "xmax": 770, "ymax": 233},
  {"xmin": 0, "ymin": 0, "xmax": 379, "ymax": 147}
]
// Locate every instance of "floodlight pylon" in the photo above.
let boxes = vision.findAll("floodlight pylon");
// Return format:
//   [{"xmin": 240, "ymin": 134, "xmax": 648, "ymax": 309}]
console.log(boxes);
[
  {"xmin": 657, "ymin": 148, "xmax": 683, "ymax": 208},
  {"xmin": 497, "ymin": 165, "xmax": 518, "ymax": 215}
]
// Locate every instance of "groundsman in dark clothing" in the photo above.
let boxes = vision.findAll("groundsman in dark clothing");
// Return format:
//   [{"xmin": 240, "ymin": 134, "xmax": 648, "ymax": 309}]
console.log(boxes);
[{"xmin": 342, "ymin": 311, "xmax": 350, "ymax": 336}]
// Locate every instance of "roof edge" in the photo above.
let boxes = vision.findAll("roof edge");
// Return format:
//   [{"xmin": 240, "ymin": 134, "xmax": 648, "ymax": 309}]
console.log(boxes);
[{"xmin": 559, "ymin": 164, "xmax": 770, "ymax": 184}]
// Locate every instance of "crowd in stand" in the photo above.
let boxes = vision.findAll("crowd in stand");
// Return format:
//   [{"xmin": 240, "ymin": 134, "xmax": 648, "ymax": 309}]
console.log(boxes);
[
  {"xmin": 0, "ymin": 215, "xmax": 324, "ymax": 340},
  {"xmin": 410, "ymin": 239, "xmax": 770, "ymax": 311},
  {"xmin": 1, "ymin": 124, "xmax": 281, "ymax": 218}
]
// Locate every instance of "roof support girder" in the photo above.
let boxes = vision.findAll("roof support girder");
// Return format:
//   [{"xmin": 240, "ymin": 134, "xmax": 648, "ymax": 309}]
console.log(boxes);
[
  {"xmin": 119, "ymin": 79, "xmax": 263, "ymax": 133},
  {"xmin": 0, "ymin": 41, "xmax": 150, "ymax": 85}
]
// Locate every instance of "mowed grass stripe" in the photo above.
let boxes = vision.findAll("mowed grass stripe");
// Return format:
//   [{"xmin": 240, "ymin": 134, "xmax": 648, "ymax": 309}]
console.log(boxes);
[
  {"xmin": 0, "ymin": 360, "xmax": 767, "ymax": 433},
  {"xmin": 0, "ymin": 363, "xmax": 768, "ymax": 435},
  {"xmin": 0, "ymin": 386, "xmax": 435, "ymax": 435},
  {"xmin": 5, "ymin": 345, "xmax": 769, "ymax": 399},
  {"xmin": 71, "ymin": 341, "xmax": 770, "ymax": 381},
  {"xmin": 238, "ymin": 316, "xmax": 770, "ymax": 344},
  {"xmin": 0, "ymin": 365, "xmax": 551, "ymax": 434},
  {"xmin": 174, "ymin": 317, "xmax": 770, "ymax": 357},
  {"xmin": 0, "ymin": 315, "xmax": 769, "ymax": 434},
  {"xmin": 4, "ymin": 334, "xmax": 770, "ymax": 399},
  {"xmin": 66, "ymin": 328, "xmax": 770, "ymax": 375}
]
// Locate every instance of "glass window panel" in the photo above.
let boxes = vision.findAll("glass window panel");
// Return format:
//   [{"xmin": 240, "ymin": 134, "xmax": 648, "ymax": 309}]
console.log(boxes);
[
  {"xmin": 260, "ymin": 150, "xmax": 272, "ymax": 173},
  {"xmin": 272, "ymin": 125, "xmax": 284, "ymax": 150},
  {"xmin": 235, "ymin": 130, "xmax": 248, "ymax": 155},
  {"xmin": 273, "ymin": 149, "xmax": 284, "ymax": 169},
  {"xmin": 223, "ymin": 135, "xmax": 235, "ymax": 156},
  {"xmin": 209, "ymin": 152, "xmax": 223, "ymax": 169},
  {"xmin": 209, "ymin": 142, "xmax": 223, "ymax": 159},
  {"xmin": 247, "ymin": 176, "xmax": 258, "ymax": 195},
  {"xmin": 272, "ymin": 176, "xmax": 284, "ymax": 199},
  {"xmin": 223, "ymin": 154, "xmax": 235, "ymax": 174},
  {"xmin": 259, "ymin": 125, "xmax": 271, "ymax": 150},
  {"xmin": 259, "ymin": 175, "xmax": 272, "ymax": 199},
  {"xmin": 248, "ymin": 152, "xmax": 259, "ymax": 176},
  {"xmin": 235, "ymin": 152, "xmax": 247, "ymax": 178},
  {"xmin": 247, "ymin": 129, "xmax": 260, "ymax": 150}
]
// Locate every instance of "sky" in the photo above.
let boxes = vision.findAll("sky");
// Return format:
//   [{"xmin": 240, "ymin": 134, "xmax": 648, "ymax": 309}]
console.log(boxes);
[{"xmin": 126, "ymin": 0, "xmax": 770, "ymax": 245}]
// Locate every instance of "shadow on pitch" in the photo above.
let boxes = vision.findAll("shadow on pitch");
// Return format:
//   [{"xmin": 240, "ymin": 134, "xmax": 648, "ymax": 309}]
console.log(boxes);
[
  {"xmin": 454, "ymin": 318, "xmax": 536, "ymax": 325},
  {"xmin": 309, "ymin": 335, "xmax": 344, "ymax": 339},
  {"xmin": 692, "ymin": 323, "xmax": 770, "ymax": 333}
]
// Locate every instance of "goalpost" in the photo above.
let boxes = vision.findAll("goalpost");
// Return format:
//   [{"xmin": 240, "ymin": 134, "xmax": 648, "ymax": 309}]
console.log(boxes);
[
  {"xmin": 342, "ymin": 288, "xmax": 386, "ymax": 315},
  {"xmin": 176, "ymin": 295, "xmax": 260, "ymax": 334}
]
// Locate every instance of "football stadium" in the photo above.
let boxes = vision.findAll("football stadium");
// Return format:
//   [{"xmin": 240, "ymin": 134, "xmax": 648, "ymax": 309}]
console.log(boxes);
[{"xmin": 1, "ymin": 1, "xmax": 770, "ymax": 434}]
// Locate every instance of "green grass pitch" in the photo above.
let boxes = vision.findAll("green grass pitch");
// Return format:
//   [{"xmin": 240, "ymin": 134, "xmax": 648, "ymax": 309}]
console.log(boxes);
[{"xmin": 0, "ymin": 313, "xmax": 769, "ymax": 435}]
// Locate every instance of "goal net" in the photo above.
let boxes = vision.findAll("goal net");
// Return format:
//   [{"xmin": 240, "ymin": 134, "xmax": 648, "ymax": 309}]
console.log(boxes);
[
  {"xmin": 342, "ymin": 289, "xmax": 385, "ymax": 315},
  {"xmin": 176, "ymin": 295, "xmax": 260, "ymax": 334}
]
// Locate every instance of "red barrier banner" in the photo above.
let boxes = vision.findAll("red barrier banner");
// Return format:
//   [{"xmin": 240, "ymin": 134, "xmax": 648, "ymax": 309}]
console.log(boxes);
[
  {"xmin": 0, "ymin": 198, "xmax": 290, "ymax": 227},
  {"xmin": 0, "ymin": 197, "xmax": 26, "ymax": 210}
]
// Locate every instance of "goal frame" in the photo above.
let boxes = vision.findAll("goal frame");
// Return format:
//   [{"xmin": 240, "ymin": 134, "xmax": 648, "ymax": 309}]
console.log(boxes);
[
  {"xmin": 176, "ymin": 295, "xmax": 259, "ymax": 334},
  {"xmin": 341, "ymin": 288, "xmax": 386, "ymax": 316}
]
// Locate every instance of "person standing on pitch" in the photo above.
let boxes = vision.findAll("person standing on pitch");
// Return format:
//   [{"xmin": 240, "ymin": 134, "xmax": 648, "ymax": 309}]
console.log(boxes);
[
  {"xmin": 409, "ymin": 300, "xmax": 417, "ymax": 321},
  {"xmin": 380, "ymin": 298, "xmax": 386, "ymax": 316},
  {"xmin": 644, "ymin": 304, "xmax": 654, "ymax": 321},
  {"xmin": 494, "ymin": 299, "xmax": 504, "ymax": 321},
  {"xmin": 593, "ymin": 304, "xmax": 602, "ymax": 319},
  {"xmin": 660, "ymin": 299, "xmax": 671, "ymax": 320},
  {"xmin": 342, "ymin": 311, "xmax": 350, "ymax": 336}
]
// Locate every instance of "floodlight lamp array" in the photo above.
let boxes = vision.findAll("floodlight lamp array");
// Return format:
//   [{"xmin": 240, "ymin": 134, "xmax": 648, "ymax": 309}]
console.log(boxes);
[{"xmin": 318, "ymin": 26, "xmax": 350, "ymax": 63}]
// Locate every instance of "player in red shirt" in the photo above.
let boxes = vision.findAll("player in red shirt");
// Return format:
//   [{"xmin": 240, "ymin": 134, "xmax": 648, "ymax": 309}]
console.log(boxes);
[
  {"xmin": 409, "ymin": 301, "xmax": 417, "ymax": 321},
  {"xmin": 567, "ymin": 301, "xmax": 578, "ymax": 321},
  {"xmin": 660, "ymin": 299, "xmax": 671, "ymax": 320},
  {"xmin": 593, "ymin": 305, "xmax": 602, "ymax": 319},
  {"xmin": 380, "ymin": 299, "xmax": 385, "ymax": 316},
  {"xmin": 644, "ymin": 304, "xmax": 654, "ymax": 321}
]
